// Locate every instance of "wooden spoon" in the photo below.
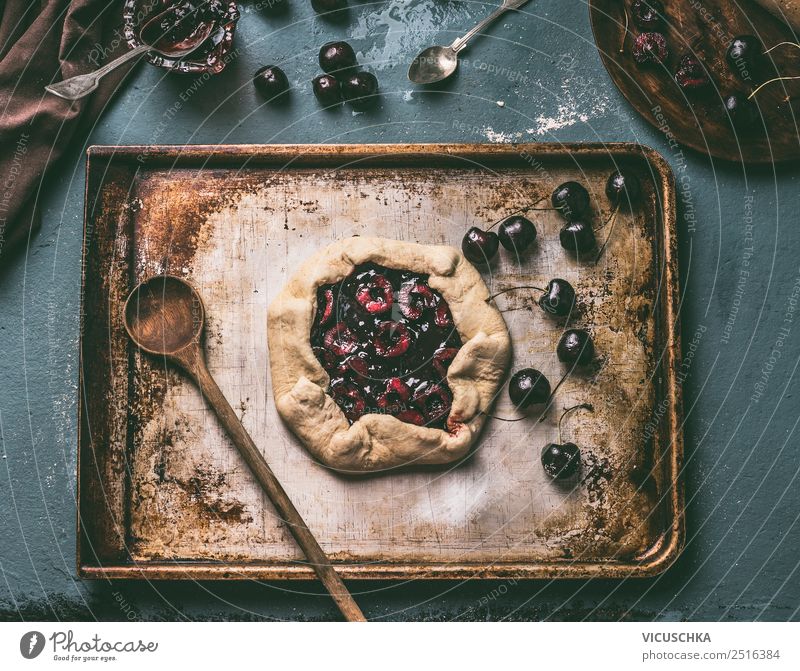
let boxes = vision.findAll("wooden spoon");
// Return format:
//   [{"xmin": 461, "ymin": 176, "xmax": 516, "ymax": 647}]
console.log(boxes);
[{"xmin": 123, "ymin": 275, "xmax": 365, "ymax": 622}]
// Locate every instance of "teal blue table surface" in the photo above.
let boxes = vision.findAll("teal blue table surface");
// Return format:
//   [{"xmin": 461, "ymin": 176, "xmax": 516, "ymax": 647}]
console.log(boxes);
[{"xmin": 1, "ymin": 1, "xmax": 798, "ymax": 621}]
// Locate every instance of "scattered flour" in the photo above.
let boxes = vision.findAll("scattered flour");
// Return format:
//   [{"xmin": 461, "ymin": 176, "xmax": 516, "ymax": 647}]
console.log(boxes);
[
  {"xmin": 482, "ymin": 128, "xmax": 523, "ymax": 143},
  {"xmin": 530, "ymin": 103, "xmax": 594, "ymax": 135},
  {"xmin": 349, "ymin": 0, "xmax": 481, "ymax": 70},
  {"xmin": 481, "ymin": 76, "xmax": 614, "ymax": 142}
]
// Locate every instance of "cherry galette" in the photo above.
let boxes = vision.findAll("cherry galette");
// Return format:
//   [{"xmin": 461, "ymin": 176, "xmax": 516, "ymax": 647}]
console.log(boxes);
[{"xmin": 268, "ymin": 238, "xmax": 511, "ymax": 472}]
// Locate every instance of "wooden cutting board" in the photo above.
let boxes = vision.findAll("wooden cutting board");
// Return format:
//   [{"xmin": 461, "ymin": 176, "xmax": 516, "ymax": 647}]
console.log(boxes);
[
  {"xmin": 590, "ymin": 0, "xmax": 800, "ymax": 163},
  {"xmin": 753, "ymin": 0, "xmax": 800, "ymax": 30}
]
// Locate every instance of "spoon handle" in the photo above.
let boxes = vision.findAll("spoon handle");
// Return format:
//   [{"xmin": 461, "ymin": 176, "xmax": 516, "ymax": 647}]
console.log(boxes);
[
  {"xmin": 45, "ymin": 44, "xmax": 148, "ymax": 101},
  {"xmin": 185, "ymin": 348, "xmax": 366, "ymax": 622},
  {"xmin": 450, "ymin": 0, "xmax": 530, "ymax": 53}
]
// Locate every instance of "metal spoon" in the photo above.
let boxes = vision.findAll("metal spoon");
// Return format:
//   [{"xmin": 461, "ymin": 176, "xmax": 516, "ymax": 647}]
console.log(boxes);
[
  {"xmin": 408, "ymin": 0, "xmax": 530, "ymax": 85},
  {"xmin": 45, "ymin": 6, "xmax": 215, "ymax": 101},
  {"xmin": 123, "ymin": 275, "xmax": 366, "ymax": 622}
]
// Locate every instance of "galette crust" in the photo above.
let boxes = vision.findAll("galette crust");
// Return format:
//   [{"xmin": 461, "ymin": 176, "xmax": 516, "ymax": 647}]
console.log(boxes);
[{"xmin": 267, "ymin": 237, "xmax": 511, "ymax": 472}]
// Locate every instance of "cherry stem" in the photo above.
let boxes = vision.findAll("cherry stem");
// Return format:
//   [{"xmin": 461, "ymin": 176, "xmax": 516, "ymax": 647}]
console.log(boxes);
[
  {"xmin": 763, "ymin": 41, "xmax": 800, "ymax": 55},
  {"xmin": 619, "ymin": 6, "xmax": 629, "ymax": 54},
  {"xmin": 487, "ymin": 285, "xmax": 546, "ymax": 302},
  {"xmin": 481, "ymin": 412, "xmax": 527, "ymax": 422},
  {"xmin": 557, "ymin": 403, "xmax": 595, "ymax": 443},
  {"xmin": 486, "ymin": 195, "xmax": 548, "ymax": 231},
  {"xmin": 543, "ymin": 368, "xmax": 571, "ymax": 413},
  {"xmin": 481, "ymin": 403, "xmax": 553, "ymax": 423},
  {"xmin": 594, "ymin": 204, "xmax": 620, "ymax": 265},
  {"xmin": 537, "ymin": 359, "xmax": 585, "ymax": 424},
  {"xmin": 748, "ymin": 76, "xmax": 800, "ymax": 100}
]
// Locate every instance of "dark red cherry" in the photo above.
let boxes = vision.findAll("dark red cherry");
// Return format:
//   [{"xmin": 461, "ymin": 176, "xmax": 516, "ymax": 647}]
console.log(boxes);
[
  {"xmin": 341, "ymin": 71, "xmax": 379, "ymax": 108},
  {"xmin": 377, "ymin": 377, "xmax": 412, "ymax": 412},
  {"xmin": 605, "ymin": 171, "xmax": 642, "ymax": 208},
  {"xmin": 538, "ymin": 279, "xmax": 576, "ymax": 318},
  {"xmin": 318, "ymin": 287, "xmax": 335, "ymax": 324},
  {"xmin": 253, "ymin": 65, "xmax": 290, "ymax": 99},
  {"xmin": 541, "ymin": 442, "xmax": 581, "ymax": 479},
  {"xmin": 726, "ymin": 35, "xmax": 764, "ymax": 80},
  {"xmin": 551, "ymin": 182, "xmax": 590, "ymax": 220},
  {"xmin": 541, "ymin": 403, "xmax": 593, "ymax": 477},
  {"xmin": 337, "ymin": 353, "xmax": 370, "ymax": 379},
  {"xmin": 374, "ymin": 321, "xmax": 412, "ymax": 358},
  {"xmin": 311, "ymin": 0, "xmax": 347, "ymax": 13},
  {"xmin": 415, "ymin": 384, "xmax": 452, "ymax": 424},
  {"xmin": 323, "ymin": 323, "xmax": 358, "ymax": 356},
  {"xmin": 631, "ymin": 0, "xmax": 663, "ymax": 30},
  {"xmin": 508, "ymin": 368, "xmax": 551, "ymax": 409},
  {"xmin": 433, "ymin": 347, "xmax": 459, "ymax": 379},
  {"xmin": 319, "ymin": 41, "xmax": 357, "ymax": 73},
  {"xmin": 462, "ymin": 227, "xmax": 499, "ymax": 264},
  {"xmin": 399, "ymin": 281, "xmax": 436, "ymax": 320},
  {"xmin": 674, "ymin": 53, "xmax": 711, "ymax": 93},
  {"xmin": 355, "ymin": 273, "xmax": 393, "ymax": 314},
  {"xmin": 434, "ymin": 304, "xmax": 453, "ymax": 327},
  {"xmin": 498, "ymin": 215, "xmax": 537, "ymax": 252},
  {"xmin": 724, "ymin": 94, "xmax": 759, "ymax": 132},
  {"xmin": 330, "ymin": 382, "xmax": 366, "ymax": 422},
  {"xmin": 557, "ymin": 329, "xmax": 595, "ymax": 366},
  {"xmin": 312, "ymin": 74, "xmax": 342, "ymax": 106},
  {"xmin": 632, "ymin": 32, "xmax": 668, "ymax": 65},
  {"xmin": 559, "ymin": 221, "xmax": 596, "ymax": 254},
  {"xmin": 396, "ymin": 409, "xmax": 427, "ymax": 426},
  {"xmin": 312, "ymin": 345, "xmax": 337, "ymax": 371}
]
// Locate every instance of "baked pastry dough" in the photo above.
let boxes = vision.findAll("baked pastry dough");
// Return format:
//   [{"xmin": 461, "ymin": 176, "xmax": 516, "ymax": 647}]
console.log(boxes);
[{"xmin": 267, "ymin": 237, "xmax": 511, "ymax": 472}]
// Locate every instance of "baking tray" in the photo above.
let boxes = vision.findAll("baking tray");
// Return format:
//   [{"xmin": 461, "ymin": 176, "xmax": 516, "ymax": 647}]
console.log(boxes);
[{"xmin": 78, "ymin": 143, "xmax": 683, "ymax": 580}]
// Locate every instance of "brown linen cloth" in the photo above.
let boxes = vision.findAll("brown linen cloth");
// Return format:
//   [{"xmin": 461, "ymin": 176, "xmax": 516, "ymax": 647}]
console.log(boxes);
[{"xmin": 0, "ymin": 0, "xmax": 133, "ymax": 268}]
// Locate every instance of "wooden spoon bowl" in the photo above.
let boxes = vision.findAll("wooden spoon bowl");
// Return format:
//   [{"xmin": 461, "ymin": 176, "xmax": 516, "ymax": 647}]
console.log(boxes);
[{"xmin": 124, "ymin": 275, "xmax": 205, "ymax": 356}]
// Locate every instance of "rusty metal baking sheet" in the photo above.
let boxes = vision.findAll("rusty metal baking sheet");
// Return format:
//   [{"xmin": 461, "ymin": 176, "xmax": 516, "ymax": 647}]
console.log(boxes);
[{"xmin": 78, "ymin": 143, "xmax": 683, "ymax": 580}]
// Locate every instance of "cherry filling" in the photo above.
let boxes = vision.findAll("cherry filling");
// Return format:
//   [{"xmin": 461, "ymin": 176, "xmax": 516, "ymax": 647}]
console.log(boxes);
[
  {"xmin": 399, "ymin": 282, "xmax": 436, "ymax": 319},
  {"xmin": 310, "ymin": 263, "xmax": 463, "ymax": 429},
  {"xmin": 143, "ymin": 1, "xmax": 230, "ymax": 52},
  {"xmin": 415, "ymin": 383, "xmax": 452, "ymax": 425},
  {"xmin": 323, "ymin": 323, "xmax": 358, "ymax": 356},
  {"xmin": 356, "ymin": 274, "xmax": 393, "ymax": 314},
  {"xmin": 377, "ymin": 377, "xmax": 412, "ymax": 413},
  {"xmin": 374, "ymin": 321, "xmax": 412, "ymax": 357},
  {"xmin": 330, "ymin": 381, "xmax": 366, "ymax": 422},
  {"xmin": 319, "ymin": 288, "xmax": 335, "ymax": 324}
]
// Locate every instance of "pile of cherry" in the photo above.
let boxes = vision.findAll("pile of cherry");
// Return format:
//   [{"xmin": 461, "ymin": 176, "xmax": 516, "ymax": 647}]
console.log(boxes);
[
  {"xmin": 253, "ymin": 1, "xmax": 379, "ymax": 110},
  {"xmin": 627, "ymin": 0, "xmax": 799, "ymax": 131},
  {"xmin": 462, "ymin": 169, "xmax": 642, "ymax": 480}
]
